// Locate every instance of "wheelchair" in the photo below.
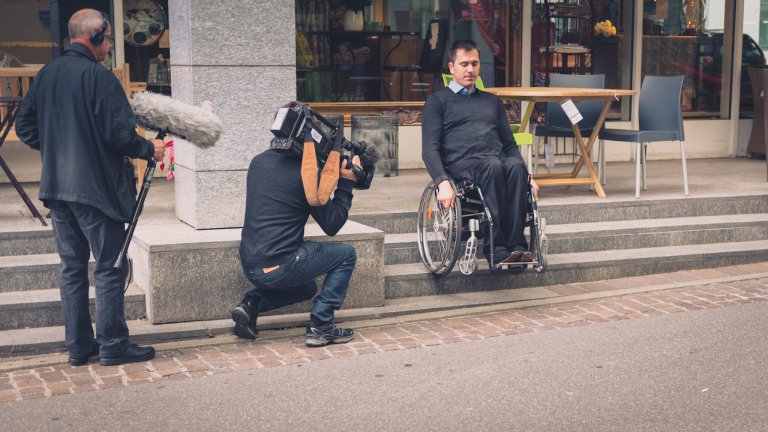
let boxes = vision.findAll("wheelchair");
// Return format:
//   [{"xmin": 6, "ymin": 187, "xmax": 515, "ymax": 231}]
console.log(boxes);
[{"xmin": 416, "ymin": 175, "xmax": 547, "ymax": 276}]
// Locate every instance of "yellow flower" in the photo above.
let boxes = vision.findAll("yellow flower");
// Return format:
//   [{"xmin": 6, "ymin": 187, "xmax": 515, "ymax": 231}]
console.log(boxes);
[{"xmin": 594, "ymin": 19, "xmax": 617, "ymax": 37}]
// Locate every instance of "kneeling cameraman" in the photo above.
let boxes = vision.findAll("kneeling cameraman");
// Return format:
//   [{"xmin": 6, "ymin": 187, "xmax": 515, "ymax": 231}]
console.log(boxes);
[{"xmin": 233, "ymin": 102, "xmax": 365, "ymax": 347}]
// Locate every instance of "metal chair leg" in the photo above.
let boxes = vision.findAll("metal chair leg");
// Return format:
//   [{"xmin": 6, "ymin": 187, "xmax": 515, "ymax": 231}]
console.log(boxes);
[
  {"xmin": 642, "ymin": 143, "xmax": 647, "ymax": 191},
  {"xmin": 680, "ymin": 140, "xmax": 689, "ymax": 196},
  {"xmin": 526, "ymin": 144, "xmax": 533, "ymax": 174},
  {"xmin": 635, "ymin": 142, "xmax": 641, "ymax": 199},
  {"xmin": 599, "ymin": 139, "xmax": 606, "ymax": 185},
  {"xmin": 534, "ymin": 136, "xmax": 542, "ymax": 174}
]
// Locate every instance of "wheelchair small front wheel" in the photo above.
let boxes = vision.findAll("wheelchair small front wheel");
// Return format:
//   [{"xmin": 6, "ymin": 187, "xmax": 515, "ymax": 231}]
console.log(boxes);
[{"xmin": 459, "ymin": 256, "xmax": 477, "ymax": 275}]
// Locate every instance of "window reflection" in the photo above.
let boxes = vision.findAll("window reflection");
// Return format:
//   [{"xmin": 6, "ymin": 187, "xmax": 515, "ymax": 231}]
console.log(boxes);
[
  {"xmin": 532, "ymin": 0, "xmax": 632, "ymax": 120},
  {"xmin": 295, "ymin": 0, "xmax": 523, "ymax": 105},
  {"xmin": 641, "ymin": 0, "xmax": 747, "ymax": 119}
]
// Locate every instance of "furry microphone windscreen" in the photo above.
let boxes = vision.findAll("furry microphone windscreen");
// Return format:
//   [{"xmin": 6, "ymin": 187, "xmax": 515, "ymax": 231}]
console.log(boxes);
[
  {"xmin": 130, "ymin": 92, "xmax": 224, "ymax": 149},
  {"xmin": 360, "ymin": 142, "xmax": 380, "ymax": 166}
]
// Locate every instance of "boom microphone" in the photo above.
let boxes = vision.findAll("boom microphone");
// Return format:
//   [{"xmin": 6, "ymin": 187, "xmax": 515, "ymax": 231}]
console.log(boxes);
[
  {"xmin": 113, "ymin": 92, "xmax": 223, "ymax": 271},
  {"xmin": 130, "ymin": 92, "xmax": 223, "ymax": 148}
]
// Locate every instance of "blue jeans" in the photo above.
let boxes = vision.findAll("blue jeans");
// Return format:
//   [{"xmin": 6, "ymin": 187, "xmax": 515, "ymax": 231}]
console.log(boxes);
[
  {"xmin": 47, "ymin": 200, "xmax": 130, "ymax": 358},
  {"xmin": 242, "ymin": 241, "xmax": 356, "ymax": 324}
]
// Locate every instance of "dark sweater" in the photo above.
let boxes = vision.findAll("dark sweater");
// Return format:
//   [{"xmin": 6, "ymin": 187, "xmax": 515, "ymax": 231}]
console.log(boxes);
[
  {"xmin": 239, "ymin": 149, "xmax": 355, "ymax": 268},
  {"xmin": 421, "ymin": 87, "xmax": 523, "ymax": 184}
]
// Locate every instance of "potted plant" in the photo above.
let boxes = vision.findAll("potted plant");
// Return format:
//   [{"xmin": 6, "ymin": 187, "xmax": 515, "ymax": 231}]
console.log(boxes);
[{"xmin": 342, "ymin": 0, "xmax": 371, "ymax": 31}]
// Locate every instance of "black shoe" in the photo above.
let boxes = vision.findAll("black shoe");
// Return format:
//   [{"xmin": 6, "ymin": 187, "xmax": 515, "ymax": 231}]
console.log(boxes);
[
  {"xmin": 231, "ymin": 298, "xmax": 259, "ymax": 340},
  {"xmin": 99, "ymin": 344, "xmax": 155, "ymax": 366},
  {"xmin": 68, "ymin": 342, "xmax": 100, "ymax": 367},
  {"xmin": 305, "ymin": 321, "xmax": 354, "ymax": 347}
]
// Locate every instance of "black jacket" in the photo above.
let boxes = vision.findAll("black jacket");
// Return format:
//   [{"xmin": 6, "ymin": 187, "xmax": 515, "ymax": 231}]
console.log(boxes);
[
  {"xmin": 15, "ymin": 43, "xmax": 153, "ymax": 222},
  {"xmin": 239, "ymin": 150, "xmax": 355, "ymax": 268}
]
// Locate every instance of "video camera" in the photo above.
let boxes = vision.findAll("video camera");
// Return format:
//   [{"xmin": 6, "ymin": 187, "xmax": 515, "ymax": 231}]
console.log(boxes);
[{"xmin": 269, "ymin": 104, "xmax": 378, "ymax": 190}]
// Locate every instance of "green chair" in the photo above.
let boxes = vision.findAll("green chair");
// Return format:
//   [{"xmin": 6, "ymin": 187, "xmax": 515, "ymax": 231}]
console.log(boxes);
[{"xmin": 441, "ymin": 74, "xmax": 534, "ymax": 172}]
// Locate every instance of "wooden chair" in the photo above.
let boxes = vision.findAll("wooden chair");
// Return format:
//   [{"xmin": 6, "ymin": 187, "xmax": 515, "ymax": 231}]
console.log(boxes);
[
  {"xmin": 0, "ymin": 66, "xmax": 46, "ymax": 224},
  {"xmin": 384, "ymin": 19, "xmax": 449, "ymax": 101},
  {"xmin": 1, "ymin": 64, "xmax": 148, "ymax": 191}
]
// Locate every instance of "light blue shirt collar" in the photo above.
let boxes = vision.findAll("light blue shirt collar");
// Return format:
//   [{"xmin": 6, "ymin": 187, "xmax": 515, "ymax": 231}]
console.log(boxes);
[{"xmin": 448, "ymin": 80, "xmax": 478, "ymax": 95}]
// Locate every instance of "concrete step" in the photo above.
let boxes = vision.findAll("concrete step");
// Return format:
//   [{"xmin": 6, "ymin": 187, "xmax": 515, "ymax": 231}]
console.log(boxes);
[
  {"xmin": 383, "ymin": 214, "xmax": 768, "ymax": 265},
  {"xmin": 0, "ymin": 284, "xmax": 559, "ymax": 357},
  {"xmin": 352, "ymin": 194, "xmax": 768, "ymax": 234},
  {"xmin": 0, "ymin": 285, "xmax": 145, "ymax": 330},
  {"xmin": 0, "ymin": 228, "xmax": 56, "ymax": 257},
  {"xmin": 0, "ymin": 253, "xmax": 95, "ymax": 292},
  {"xmin": 384, "ymin": 240, "xmax": 768, "ymax": 299},
  {"xmin": 4, "ymin": 262, "xmax": 768, "ymax": 361}
]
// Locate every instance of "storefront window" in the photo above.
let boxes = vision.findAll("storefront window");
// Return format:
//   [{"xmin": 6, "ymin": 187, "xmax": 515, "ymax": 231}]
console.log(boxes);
[
  {"xmin": 0, "ymin": 1, "xmax": 171, "ymax": 90},
  {"xmin": 295, "ymin": 0, "xmax": 523, "ymax": 105},
  {"xmin": 123, "ymin": 0, "xmax": 171, "ymax": 94},
  {"xmin": 532, "ymin": 0, "xmax": 633, "ymax": 120},
  {"xmin": 641, "ymin": 0, "xmax": 736, "ymax": 118},
  {"xmin": 0, "ymin": 0, "xmax": 114, "ymax": 68},
  {"xmin": 741, "ymin": 0, "xmax": 768, "ymax": 120}
]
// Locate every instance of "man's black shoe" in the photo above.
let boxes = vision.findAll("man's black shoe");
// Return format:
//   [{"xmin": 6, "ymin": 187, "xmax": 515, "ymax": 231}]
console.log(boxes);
[
  {"xmin": 305, "ymin": 322, "xmax": 354, "ymax": 347},
  {"xmin": 69, "ymin": 342, "xmax": 100, "ymax": 367},
  {"xmin": 99, "ymin": 344, "xmax": 155, "ymax": 366},
  {"xmin": 231, "ymin": 298, "xmax": 259, "ymax": 340}
]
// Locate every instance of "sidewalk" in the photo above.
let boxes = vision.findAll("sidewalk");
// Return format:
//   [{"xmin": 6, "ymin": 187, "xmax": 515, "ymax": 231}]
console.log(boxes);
[{"xmin": 2, "ymin": 261, "xmax": 767, "ymax": 403}]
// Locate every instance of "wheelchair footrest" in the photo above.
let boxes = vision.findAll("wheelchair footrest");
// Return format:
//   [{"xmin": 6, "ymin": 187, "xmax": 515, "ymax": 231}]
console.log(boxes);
[{"xmin": 494, "ymin": 260, "xmax": 541, "ymax": 269}]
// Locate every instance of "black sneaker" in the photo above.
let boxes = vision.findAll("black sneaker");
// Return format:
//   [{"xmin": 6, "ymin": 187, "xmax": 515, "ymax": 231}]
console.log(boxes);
[
  {"xmin": 305, "ymin": 322, "xmax": 354, "ymax": 347},
  {"xmin": 68, "ymin": 342, "xmax": 100, "ymax": 367},
  {"xmin": 99, "ymin": 344, "xmax": 155, "ymax": 366},
  {"xmin": 231, "ymin": 298, "xmax": 259, "ymax": 340}
]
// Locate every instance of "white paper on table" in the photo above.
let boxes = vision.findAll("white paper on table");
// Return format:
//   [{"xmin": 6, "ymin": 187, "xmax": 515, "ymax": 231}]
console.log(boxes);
[
  {"xmin": 560, "ymin": 98, "xmax": 583, "ymax": 125},
  {"xmin": 544, "ymin": 143, "xmax": 555, "ymax": 168}
]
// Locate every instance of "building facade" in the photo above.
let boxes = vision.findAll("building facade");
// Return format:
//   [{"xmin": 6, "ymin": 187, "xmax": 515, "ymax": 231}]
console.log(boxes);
[{"xmin": 0, "ymin": 0, "xmax": 764, "ymax": 228}]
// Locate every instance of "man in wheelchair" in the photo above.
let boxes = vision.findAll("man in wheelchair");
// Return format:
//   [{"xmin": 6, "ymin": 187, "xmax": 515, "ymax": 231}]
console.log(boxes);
[{"xmin": 421, "ymin": 39, "xmax": 539, "ymax": 269}]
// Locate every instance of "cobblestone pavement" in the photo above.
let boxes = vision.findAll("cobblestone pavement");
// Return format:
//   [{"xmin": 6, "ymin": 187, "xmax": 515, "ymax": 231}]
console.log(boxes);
[{"xmin": 2, "ymin": 264, "xmax": 768, "ymax": 404}]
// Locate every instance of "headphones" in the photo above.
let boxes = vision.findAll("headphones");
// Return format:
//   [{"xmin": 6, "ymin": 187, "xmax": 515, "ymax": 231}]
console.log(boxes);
[{"xmin": 90, "ymin": 16, "xmax": 109, "ymax": 46}]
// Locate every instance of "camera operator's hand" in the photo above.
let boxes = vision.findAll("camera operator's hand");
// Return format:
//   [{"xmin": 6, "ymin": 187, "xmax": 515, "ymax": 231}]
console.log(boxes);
[
  {"xmin": 150, "ymin": 139, "xmax": 166, "ymax": 162},
  {"xmin": 340, "ymin": 155, "xmax": 361, "ymax": 181},
  {"xmin": 437, "ymin": 180, "xmax": 455, "ymax": 209}
]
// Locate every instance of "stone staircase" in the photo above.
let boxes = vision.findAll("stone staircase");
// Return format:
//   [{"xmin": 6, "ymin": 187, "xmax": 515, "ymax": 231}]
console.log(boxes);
[
  {"xmin": 2, "ymin": 193, "xmax": 767, "ymax": 357},
  {"xmin": 0, "ymin": 230, "xmax": 147, "ymax": 350},
  {"xmin": 350, "ymin": 194, "xmax": 768, "ymax": 298}
]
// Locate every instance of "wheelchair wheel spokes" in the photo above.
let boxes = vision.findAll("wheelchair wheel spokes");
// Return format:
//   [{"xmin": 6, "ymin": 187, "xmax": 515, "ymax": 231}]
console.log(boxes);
[{"xmin": 417, "ymin": 182, "xmax": 461, "ymax": 276}]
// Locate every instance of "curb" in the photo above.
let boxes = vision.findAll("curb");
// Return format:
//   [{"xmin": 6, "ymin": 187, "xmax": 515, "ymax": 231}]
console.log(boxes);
[{"xmin": 1, "ymin": 271, "xmax": 766, "ymax": 373}]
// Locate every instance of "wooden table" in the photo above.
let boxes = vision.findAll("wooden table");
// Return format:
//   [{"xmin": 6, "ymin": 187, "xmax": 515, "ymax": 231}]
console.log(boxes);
[{"xmin": 486, "ymin": 87, "xmax": 638, "ymax": 198}]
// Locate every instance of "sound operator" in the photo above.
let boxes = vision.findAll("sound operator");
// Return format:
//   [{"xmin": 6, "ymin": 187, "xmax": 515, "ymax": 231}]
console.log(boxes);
[
  {"xmin": 15, "ymin": 9, "xmax": 164, "ymax": 367},
  {"xmin": 233, "ymin": 102, "xmax": 360, "ymax": 347}
]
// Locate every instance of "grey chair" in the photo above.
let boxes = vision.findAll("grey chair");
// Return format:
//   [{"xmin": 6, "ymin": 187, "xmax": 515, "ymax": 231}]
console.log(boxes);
[
  {"xmin": 599, "ymin": 75, "xmax": 687, "ymax": 199},
  {"xmin": 534, "ymin": 73, "xmax": 605, "ymax": 174}
]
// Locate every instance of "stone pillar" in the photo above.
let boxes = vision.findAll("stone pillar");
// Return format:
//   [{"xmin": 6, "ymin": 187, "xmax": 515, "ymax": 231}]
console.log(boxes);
[{"xmin": 169, "ymin": 1, "xmax": 296, "ymax": 229}]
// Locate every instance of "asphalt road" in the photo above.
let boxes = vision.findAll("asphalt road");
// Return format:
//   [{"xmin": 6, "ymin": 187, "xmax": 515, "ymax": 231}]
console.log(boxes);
[{"xmin": 3, "ymin": 300, "xmax": 767, "ymax": 431}]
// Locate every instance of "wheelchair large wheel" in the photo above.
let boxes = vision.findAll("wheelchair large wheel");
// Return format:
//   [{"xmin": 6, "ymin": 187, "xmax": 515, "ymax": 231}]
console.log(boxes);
[{"xmin": 417, "ymin": 181, "xmax": 461, "ymax": 276}]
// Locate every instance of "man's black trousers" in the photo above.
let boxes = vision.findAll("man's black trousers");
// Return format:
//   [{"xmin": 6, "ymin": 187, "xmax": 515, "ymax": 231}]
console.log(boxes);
[{"xmin": 446, "ymin": 155, "xmax": 529, "ymax": 255}]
